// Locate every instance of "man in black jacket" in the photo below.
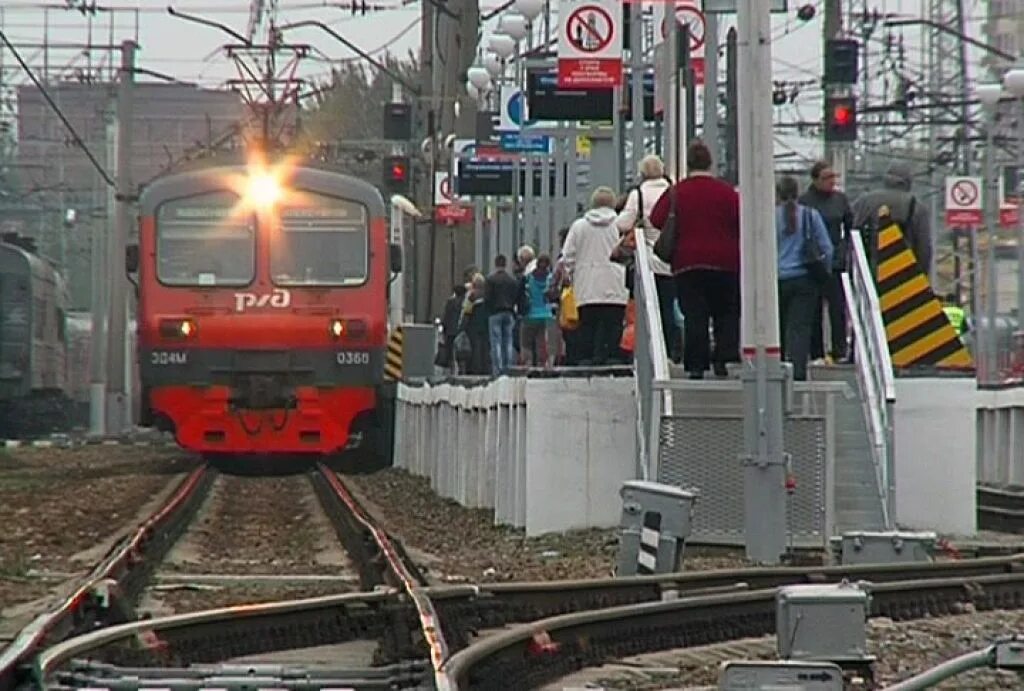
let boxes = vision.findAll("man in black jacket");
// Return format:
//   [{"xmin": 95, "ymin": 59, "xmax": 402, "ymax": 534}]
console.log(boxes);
[
  {"xmin": 484, "ymin": 254, "xmax": 521, "ymax": 375},
  {"xmin": 800, "ymin": 160, "xmax": 854, "ymax": 362}
]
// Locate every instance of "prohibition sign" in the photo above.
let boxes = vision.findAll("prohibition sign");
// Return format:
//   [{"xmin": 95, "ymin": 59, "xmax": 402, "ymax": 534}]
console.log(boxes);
[
  {"xmin": 566, "ymin": 5, "xmax": 615, "ymax": 54},
  {"xmin": 661, "ymin": 4, "xmax": 706, "ymax": 51},
  {"xmin": 439, "ymin": 175, "xmax": 453, "ymax": 201},
  {"xmin": 950, "ymin": 179, "xmax": 978, "ymax": 207}
]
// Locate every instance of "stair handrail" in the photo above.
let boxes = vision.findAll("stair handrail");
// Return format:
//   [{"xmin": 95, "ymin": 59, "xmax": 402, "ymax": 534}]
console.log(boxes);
[
  {"xmin": 843, "ymin": 230, "xmax": 897, "ymax": 528},
  {"xmin": 632, "ymin": 224, "xmax": 672, "ymax": 480}
]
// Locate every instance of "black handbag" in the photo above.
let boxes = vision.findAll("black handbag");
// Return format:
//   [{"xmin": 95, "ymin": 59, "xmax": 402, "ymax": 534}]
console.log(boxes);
[
  {"xmin": 801, "ymin": 206, "xmax": 831, "ymax": 284},
  {"xmin": 652, "ymin": 183, "xmax": 677, "ymax": 264}
]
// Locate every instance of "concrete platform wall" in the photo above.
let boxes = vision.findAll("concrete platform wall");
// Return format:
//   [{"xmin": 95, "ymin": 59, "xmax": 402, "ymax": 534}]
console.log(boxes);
[
  {"xmin": 894, "ymin": 377, "xmax": 977, "ymax": 535},
  {"xmin": 393, "ymin": 376, "xmax": 636, "ymax": 536}
]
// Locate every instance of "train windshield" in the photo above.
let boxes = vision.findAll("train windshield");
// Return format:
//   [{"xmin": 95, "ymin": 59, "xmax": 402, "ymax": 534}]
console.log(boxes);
[
  {"xmin": 156, "ymin": 191, "xmax": 255, "ymax": 287},
  {"xmin": 272, "ymin": 194, "xmax": 368, "ymax": 286}
]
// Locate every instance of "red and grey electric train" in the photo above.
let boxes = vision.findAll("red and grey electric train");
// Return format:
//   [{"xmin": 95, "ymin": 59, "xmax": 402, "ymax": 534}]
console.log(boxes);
[{"xmin": 134, "ymin": 159, "xmax": 397, "ymax": 461}]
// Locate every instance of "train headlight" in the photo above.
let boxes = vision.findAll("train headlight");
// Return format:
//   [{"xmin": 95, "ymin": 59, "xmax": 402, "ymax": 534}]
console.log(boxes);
[
  {"xmin": 329, "ymin": 319, "xmax": 367, "ymax": 340},
  {"xmin": 160, "ymin": 318, "xmax": 197, "ymax": 340},
  {"xmin": 246, "ymin": 172, "xmax": 282, "ymax": 209}
]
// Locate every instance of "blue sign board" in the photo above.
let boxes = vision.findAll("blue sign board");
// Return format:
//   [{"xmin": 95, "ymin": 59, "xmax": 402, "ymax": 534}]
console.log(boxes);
[{"xmin": 499, "ymin": 133, "xmax": 551, "ymax": 153}]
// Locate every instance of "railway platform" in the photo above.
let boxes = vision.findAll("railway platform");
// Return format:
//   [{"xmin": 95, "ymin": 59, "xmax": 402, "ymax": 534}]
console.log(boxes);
[{"xmin": 387, "ymin": 222, "xmax": 1005, "ymax": 557}]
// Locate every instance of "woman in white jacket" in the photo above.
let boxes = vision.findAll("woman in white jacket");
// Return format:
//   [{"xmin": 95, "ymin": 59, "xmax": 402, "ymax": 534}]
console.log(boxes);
[
  {"xmin": 562, "ymin": 186, "xmax": 629, "ymax": 365},
  {"xmin": 615, "ymin": 154, "xmax": 679, "ymax": 361}
]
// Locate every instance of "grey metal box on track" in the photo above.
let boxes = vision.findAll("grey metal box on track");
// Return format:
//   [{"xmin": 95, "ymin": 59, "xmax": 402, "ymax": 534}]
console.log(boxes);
[
  {"xmin": 838, "ymin": 530, "xmax": 936, "ymax": 565},
  {"xmin": 776, "ymin": 583, "xmax": 870, "ymax": 662},
  {"xmin": 718, "ymin": 660, "xmax": 844, "ymax": 690},
  {"xmin": 615, "ymin": 480, "xmax": 697, "ymax": 576},
  {"xmin": 399, "ymin": 323, "xmax": 437, "ymax": 380}
]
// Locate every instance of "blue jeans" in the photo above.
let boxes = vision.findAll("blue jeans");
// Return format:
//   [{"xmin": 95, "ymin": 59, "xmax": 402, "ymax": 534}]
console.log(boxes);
[{"xmin": 488, "ymin": 311, "xmax": 515, "ymax": 375}]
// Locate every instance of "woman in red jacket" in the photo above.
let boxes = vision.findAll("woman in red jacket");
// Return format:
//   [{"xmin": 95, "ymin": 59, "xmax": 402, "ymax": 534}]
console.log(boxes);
[{"xmin": 650, "ymin": 140, "xmax": 740, "ymax": 379}]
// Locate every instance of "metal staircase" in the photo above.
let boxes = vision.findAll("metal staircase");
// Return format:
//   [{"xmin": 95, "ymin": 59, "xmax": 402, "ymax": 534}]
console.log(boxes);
[{"xmin": 631, "ymin": 228, "xmax": 896, "ymax": 546}]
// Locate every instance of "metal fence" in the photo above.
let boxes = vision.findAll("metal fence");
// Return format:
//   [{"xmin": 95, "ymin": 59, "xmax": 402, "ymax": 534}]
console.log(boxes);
[
  {"xmin": 632, "ymin": 229, "xmax": 672, "ymax": 480},
  {"xmin": 841, "ymin": 230, "xmax": 896, "ymax": 528}
]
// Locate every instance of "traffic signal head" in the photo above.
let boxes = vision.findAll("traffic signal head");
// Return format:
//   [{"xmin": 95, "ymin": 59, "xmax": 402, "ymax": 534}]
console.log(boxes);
[
  {"xmin": 383, "ymin": 102, "xmax": 412, "ymax": 140},
  {"xmin": 825, "ymin": 96, "xmax": 857, "ymax": 142},
  {"xmin": 382, "ymin": 155, "xmax": 410, "ymax": 193},
  {"xmin": 825, "ymin": 39, "xmax": 859, "ymax": 84}
]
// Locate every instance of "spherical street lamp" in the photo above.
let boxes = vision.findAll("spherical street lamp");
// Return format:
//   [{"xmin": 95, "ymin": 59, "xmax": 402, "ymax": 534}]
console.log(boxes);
[
  {"xmin": 1004, "ymin": 65, "xmax": 1024, "ymax": 98},
  {"xmin": 977, "ymin": 83, "xmax": 1004, "ymax": 109},
  {"xmin": 483, "ymin": 52, "xmax": 503, "ymax": 79},
  {"xmin": 488, "ymin": 34, "xmax": 516, "ymax": 59},
  {"xmin": 513, "ymin": 0, "xmax": 544, "ymax": 22},
  {"xmin": 467, "ymin": 66, "xmax": 492, "ymax": 92},
  {"xmin": 499, "ymin": 13, "xmax": 529, "ymax": 41}
]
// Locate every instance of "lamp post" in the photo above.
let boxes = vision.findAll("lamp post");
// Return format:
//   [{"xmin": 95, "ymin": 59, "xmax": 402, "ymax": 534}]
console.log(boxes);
[
  {"xmin": 1002, "ymin": 64, "xmax": 1024, "ymax": 346},
  {"xmin": 977, "ymin": 83, "xmax": 1003, "ymax": 383}
]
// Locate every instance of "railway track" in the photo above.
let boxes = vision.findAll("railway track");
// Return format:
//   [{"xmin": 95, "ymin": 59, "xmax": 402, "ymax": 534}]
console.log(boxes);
[
  {"xmin": 977, "ymin": 485, "xmax": 1024, "ymax": 534},
  {"xmin": 8, "ymin": 465, "xmax": 1024, "ymax": 690},
  {"xmin": 0, "ymin": 461, "xmax": 446, "ymax": 691},
  {"xmin": 13, "ymin": 552, "xmax": 1024, "ymax": 689}
]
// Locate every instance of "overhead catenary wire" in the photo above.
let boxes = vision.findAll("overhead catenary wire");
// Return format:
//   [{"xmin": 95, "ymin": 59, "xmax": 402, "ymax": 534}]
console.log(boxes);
[{"xmin": 0, "ymin": 28, "xmax": 115, "ymax": 188}]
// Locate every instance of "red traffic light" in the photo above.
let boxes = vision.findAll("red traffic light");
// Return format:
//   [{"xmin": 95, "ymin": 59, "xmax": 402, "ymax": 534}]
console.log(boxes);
[
  {"xmin": 832, "ymin": 104, "xmax": 853, "ymax": 126},
  {"xmin": 390, "ymin": 162, "xmax": 407, "ymax": 181}
]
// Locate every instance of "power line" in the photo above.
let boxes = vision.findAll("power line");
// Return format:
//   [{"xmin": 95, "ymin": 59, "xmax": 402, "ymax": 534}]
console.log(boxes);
[{"xmin": 0, "ymin": 28, "xmax": 115, "ymax": 188}]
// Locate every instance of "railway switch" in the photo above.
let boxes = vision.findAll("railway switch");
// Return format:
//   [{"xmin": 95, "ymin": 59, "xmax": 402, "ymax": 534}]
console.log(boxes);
[
  {"xmin": 836, "ymin": 530, "xmax": 936, "ymax": 566},
  {"xmin": 718, "ymin": 661, "xmax": 843, "ymax": 691},
  {"xmin": 776, "ymin": 582, "xmax": 872, "ymax": 665},
  {"xmin": 615, "ymin": 480, "xmax": 697, "ymax": 576}
]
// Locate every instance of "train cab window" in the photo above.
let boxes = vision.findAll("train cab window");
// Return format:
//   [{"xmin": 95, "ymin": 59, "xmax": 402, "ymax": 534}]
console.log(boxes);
[
  {"xmin": 156, "ymin": 191, "xmax": 255, "ymax": 286},
  {"xmin": 272, "ymin": 195, "xmax": 368, "ymax": 286}
]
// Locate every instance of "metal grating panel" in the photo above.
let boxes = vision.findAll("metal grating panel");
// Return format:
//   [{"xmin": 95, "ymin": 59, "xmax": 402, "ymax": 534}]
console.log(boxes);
[{"xmin": 657, "ymin": 415, "xmax": 830, "ymax": 548}]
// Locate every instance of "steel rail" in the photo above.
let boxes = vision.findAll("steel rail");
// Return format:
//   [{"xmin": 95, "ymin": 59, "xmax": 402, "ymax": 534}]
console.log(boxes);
[
  {"xmin": 447, "ymin": 571, "xmax": 1024, "ymax": 689},
  {"xmin": 26, "ymin": 555, "xmax": 1024, "ymax": 687},
  {"xmin": 315, "ymin": 464, "xmax": 454, "ymax": 690},
  {"xmin": 977, "ymin": 485, "xmax": 1024, "ymax": 533},
  {"xmin": 0, "ymin": 464, "xmax": 213, "ymax": 691}
]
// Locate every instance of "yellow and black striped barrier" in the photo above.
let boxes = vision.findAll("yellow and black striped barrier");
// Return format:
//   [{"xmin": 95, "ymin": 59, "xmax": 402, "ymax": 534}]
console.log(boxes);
[
  {"xmin": 384, "ymin": 327, "xmax": 403, "ymax": 381},
  {"xmin": 875, "ymin": 221, "xmax": 973, "ymax": 370}
]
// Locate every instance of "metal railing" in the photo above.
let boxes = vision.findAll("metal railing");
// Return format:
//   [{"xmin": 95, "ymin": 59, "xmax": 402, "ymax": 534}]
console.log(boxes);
[
  {"xmin": 632, "ymin": 228, "xmax": 672, "ymax": 480},
  {"xmin": 841, "ymin": 230, "xmax": 897, "ymax": 528}
]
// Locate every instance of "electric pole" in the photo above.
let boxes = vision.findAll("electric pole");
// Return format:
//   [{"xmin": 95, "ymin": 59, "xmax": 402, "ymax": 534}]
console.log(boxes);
[
  {"xmin": 737, "ymin": 0, "xmax": 788, "ymax": 565},
  {"xmin": 106, "ymin": 39, "xmax": 135, "ymax": 434},
  {"xmin": 823, "ymin": 0, "xmax": 843, "ymax": 178}
]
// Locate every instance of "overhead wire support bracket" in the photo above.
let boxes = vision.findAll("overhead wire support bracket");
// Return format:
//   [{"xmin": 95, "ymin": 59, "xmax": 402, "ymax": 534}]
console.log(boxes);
[
  {"xmin": 166, "ymin": 6, "xmax": 251, "ymax": 46},
  {"xmin": 276, "ymin": 20, "xmax": 422, "ymax": 96}
]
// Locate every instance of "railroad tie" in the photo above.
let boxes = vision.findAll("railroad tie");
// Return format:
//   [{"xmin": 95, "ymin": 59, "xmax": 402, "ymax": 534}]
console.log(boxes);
[
  {"xmin": 875, "ymin": 221, "xmax": 973, "ymax": 370},
  {"xmin": 384, "ymin": 326, "xmax": 404, "ymax": 381},
  {"xmin": 637, "ymin": 511, "xmax": 661, "ymax": 575}
]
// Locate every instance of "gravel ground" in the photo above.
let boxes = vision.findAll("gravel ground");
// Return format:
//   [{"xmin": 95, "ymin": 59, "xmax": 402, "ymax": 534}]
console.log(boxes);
[
  {"xmin": 0, "ymin": 446, "xmax": 194, "ymax": 614},
  {"xmin": 159, "ymin": 473, "xmax": 351, "ymax": 576},
  {"xmin": 146, "ymin": 582, "xmax": 351, "ymax": 614},
  {"xmin": 141, "ymin": 473, "xmax": 356, "ymax": 616},
  {"xmin": 551, "ymin": 608, "xmax": 1024, "ymax": 690},
  {"xmin": 342, "ymin": 469, "xmax": 751, "ymax": 583}
]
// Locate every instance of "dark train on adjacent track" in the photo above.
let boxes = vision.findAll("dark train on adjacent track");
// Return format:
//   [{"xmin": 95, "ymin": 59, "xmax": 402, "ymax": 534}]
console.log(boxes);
[
  {"xmin": 133, "ymin": 158, "xmax": 399, "ymax": 463},
  {"xmin": 0, "ymin": 233, "xmax": 72, "ymax": 438}
]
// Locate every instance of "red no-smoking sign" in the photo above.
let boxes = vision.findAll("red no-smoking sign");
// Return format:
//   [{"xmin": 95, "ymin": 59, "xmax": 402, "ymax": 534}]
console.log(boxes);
[
  {"xmin": 557, "ymin": 0, "xmax": 622, "ymax": 89},
  {"xmin": 944, "ymin": 176, "xmax": 983, "ymax": 229}
]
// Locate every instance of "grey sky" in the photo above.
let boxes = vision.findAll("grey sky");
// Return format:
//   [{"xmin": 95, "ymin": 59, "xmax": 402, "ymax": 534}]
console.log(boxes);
[{"xmin": 0, "ymin": 0, "xmax": 995, "ymax": 167}]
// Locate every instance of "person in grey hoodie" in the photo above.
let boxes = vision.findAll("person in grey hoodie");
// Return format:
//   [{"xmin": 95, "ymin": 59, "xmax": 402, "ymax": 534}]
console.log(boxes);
[
  {"xmin": 852, "ymin": 161, "xmax": 932, "ymax": 277},
  {"xmin": 562, "ymin": 186, "xmax": 629, "ymax": 365},
  {"xmin": 800, "ymin": 160, "xmax": 853, "ymax": 362}
]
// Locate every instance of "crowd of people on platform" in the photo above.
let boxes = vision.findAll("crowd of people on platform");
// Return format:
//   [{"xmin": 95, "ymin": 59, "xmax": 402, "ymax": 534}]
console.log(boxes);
[{"xmin": 436, "ymin": 139, "xmax": 934, "ymax": 381}]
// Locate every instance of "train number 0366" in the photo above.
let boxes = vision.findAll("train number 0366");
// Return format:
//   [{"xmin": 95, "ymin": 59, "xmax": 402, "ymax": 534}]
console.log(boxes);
[{"xmin": 336, "ymin": 351, "xmax": 370, "ymax": 365}]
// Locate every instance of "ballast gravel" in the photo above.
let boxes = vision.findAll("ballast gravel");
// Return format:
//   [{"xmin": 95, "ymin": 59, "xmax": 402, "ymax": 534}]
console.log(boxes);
[
  {"xmin": 0, "ymin": 446, "xmax": 194, "ymax": 619},
  {"xmin": 342, "ymin": 468, "xmax": 750, "ymax": 583}
]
